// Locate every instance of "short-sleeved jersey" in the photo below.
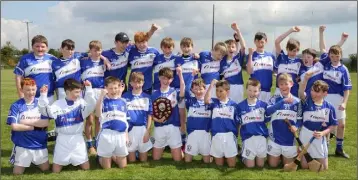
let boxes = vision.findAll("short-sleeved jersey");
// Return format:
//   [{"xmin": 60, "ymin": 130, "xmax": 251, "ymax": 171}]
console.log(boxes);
[
  {"xmin": 236, "ymin": 99, "xmax": 269, "ymax": 142},
  {"xmin": 173, "ymin": 55, "xmax": 199, "ymax": 91},
  {"xmin": 100, "ymin": 97, "xmax": 129, "ymax": 133},
  {"xmin": 151, "ymin": 88, "xmax": 181, "ymax": 127},
  {"xmin": 80, "ymin": 59, "xmax": 105, "ymax": 88},
  {"xmin": 183, "ymin": 92, "xmax": 211, "ymax": 135},
  {"xmin": 250, "ymin": 51, "xmax": 275, "ymax": 92},
  {"xmin": 128, "ymin": 46, "xmax": 160, "ymax": 91},
  {"xmin": 302, "ymin": 96, "xmax": 338, "ymax": 131},
  {"xmin": 319, "ymin": 53, "xmax": 352, "ymax": 96},
  {"xmin": 274, "ymin": 50, "xmax": 302, "ymax": 96},
  {"xmin": 266, "ymin": 94, "xmax": 302, "ymax": 146},
  {"xmin": 207, "ymin": 98, "xmax": 239, "ymax": 137},
  {"xmin": 122, "ymin": 91, "xmax": 152, "ymax": 132},
  {"xmin": 102, "ymin": 48, "xmax": 130, "ymax": 81},
  {"xmin": 220, "ymin": 51, "xmax": 245, "ymax": 85},
  {"xmin": 199, "ymin": 51, "xmax": 221, "ymax": 85},
  {"xmin": 7, "ymin": 98, "xmax": 49, "ymax": 149},
  {"xmin": 52, "ymin": 52, "xmax": 84, "ymax": 89},
  {"xmin": 152, "ymin": 54, "xmax": 177, "ymax": 90},
  {"xmin": 14, "ymin": 53, "xmax": 56, "ymax": 97}
]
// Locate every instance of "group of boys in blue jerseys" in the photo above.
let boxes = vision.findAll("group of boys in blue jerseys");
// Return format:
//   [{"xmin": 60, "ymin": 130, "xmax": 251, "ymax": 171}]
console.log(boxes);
[{"xmin": 8, "ymin": 22, "xmax": 352, "ymax": 175}]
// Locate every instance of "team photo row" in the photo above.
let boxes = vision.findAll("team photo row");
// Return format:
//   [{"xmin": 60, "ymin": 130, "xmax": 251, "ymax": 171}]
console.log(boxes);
[{"xmin": 7, "ymin": 22, "xmax": 352, "ymax": 175}]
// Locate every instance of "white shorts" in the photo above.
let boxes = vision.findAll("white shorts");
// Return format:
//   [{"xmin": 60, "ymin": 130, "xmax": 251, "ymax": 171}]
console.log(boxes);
[
  {"xmin": 229, "ymin": 84, "xmax": 244, "ymax": 103},
  {"xmin": 325, "ymin": 94, "xmax": 346, "ymax": 121},
  {"xmin": 241, "ymin": 136, "xmax": 267, "ymax": 160},
  {"xmin": 267, "ymin": 139, "xmax": 297, "ymax": 158},
  {"xmin": 97, "ymin": 129, "xmax": 129, "ymax": 158},
  {"xmin": 210, "ymin": 132, "xmax": 238, "ymax": 158},
  {"xmin": 299, "ymin": 126, "xmax": 328, "ymax": 159},
  {"xmin": 185, "ymin": 130, "xmax": 211, "ymax": 156},
  {"xmin": 258, "ymin": 91, "xmax": 271, "ymax": 103},
  {"xmin": 10, "ymin": 146, "xmax": 48, "ymax": 167},
  {"xmin": 205, "ymin": 84, "xmax": 217, "ymax": 99},
  {"xmin": 153, "ymin": 124, "xmax": 182, "ymax": 149},
  {"xmin": 53, "ymin": 134, "xmax": 88, "ymax": 166},
  {"xmin": 127, "ymin": 126, "xmax": 152, "ymax": 153}
]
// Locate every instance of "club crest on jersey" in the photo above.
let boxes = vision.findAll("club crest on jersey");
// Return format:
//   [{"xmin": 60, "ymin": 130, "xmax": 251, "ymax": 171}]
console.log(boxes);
[
  {"xmin": 284, "ymin": 104, "xmax": 290, "ymax": 110},
  {"xmin": 325, "ymin": 109, "xmax": 329, "ymax": 116},
  {"xmin": 258, "ymin": 109, "xmax": 264, "ymax": 115}
]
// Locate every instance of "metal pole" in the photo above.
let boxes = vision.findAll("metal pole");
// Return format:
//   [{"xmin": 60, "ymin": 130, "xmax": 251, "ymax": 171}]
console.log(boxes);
[
  {"xmin": 23, "ymin": 21, "xmax": 33, "ymax": 50},
  {"xmin": 211, "ymin": 4, "xmax": 215, "ymax": 50},
  {"xmin": 311, "ymin": 11, "xmax": 313, "ymax": 48}
]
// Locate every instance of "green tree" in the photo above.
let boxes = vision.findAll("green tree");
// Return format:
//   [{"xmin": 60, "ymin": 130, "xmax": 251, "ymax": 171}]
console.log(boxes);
[
  {"xmin": 48, "ymin": 48, "xmax": 61, "ymax": 58},
  {"xmin": 349, "ymin": 53, "xmax": 357, "ymax": 72}
]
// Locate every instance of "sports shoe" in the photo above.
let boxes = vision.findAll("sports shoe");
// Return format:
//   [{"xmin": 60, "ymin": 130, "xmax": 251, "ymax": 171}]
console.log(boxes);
[{"xmin": 335, "ymin": 149, "xmax": 350, "ymax": 159}]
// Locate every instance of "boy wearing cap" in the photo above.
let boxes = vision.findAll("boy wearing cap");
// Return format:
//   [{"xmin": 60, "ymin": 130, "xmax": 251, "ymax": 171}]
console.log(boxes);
[{"xmin": 101, "ymin": 24, "xmax": 159, "ymax": 86}]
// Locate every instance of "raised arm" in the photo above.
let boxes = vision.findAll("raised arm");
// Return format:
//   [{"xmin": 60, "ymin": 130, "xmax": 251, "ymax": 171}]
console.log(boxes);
[
  {"xmin": 336, "ymin": 32, "xmax": 349, "ymax": 47},
  {"xmin": 319, "ymin": 25, "xmax": 326, "ymax": 54},
  {"xmin": 15, "ymin": 75, "xmax": 24, "ymax": 98},
  {"xmin": 95, "ymin": 89, "xmax": 107, "ymax": 118},
  {"xmin": 147, "ymin": 24, "xmax": 160, "ymax": 40},
  {"xmin": 81, "ymin": 80, "xmax": 96, "ymax": 119},
  {"xmin": 246, "ymin": 48, "xmax": 254, "ymax": 74},
  {"xmin": 38, "ymin": 85, "xmax": 57, "ymax": 119},
  {"xmin": 275, "ymin": 26, "xmax": 300, "ymax": 56},
  {"xmin": 204, "ymin": 79, "xmax": 217, "ymax": 104},
  {"xmin": 231, "ymin": 23, "xmax": 246, "ymax": 51},
  {"xmin": 299, "ymin": 71, "xmax": 314, "ymax": 100},
  {"xmin": 177, "ymin": 66, "xmax": 185, "ymax": 98}
]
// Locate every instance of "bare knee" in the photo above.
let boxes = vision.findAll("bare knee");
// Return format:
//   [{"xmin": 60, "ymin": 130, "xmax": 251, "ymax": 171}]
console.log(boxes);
[{"xmin": 338, "ymin": 122, "xmax": 345, "ymax": 129}]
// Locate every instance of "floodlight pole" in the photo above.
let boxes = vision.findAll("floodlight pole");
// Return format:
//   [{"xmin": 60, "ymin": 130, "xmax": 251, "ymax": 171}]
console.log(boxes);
[{"xmin": 23, "ymin": 20, "xmax": 33, "ymax": 50}]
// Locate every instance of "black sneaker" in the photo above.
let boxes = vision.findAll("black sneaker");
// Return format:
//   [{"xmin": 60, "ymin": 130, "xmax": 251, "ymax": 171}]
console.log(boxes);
[{"xmin": 335, "ymin": 149, "xmax": 350, "ymax": 159}]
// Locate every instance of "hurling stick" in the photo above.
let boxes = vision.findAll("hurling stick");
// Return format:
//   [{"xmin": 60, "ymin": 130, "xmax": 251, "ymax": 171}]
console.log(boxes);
[{"xmin": 283, "ymin": 119, "xmax": 323, "ymax": 172}]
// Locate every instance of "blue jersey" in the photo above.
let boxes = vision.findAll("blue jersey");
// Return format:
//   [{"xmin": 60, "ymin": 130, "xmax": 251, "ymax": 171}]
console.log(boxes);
[
  {"xmin": 52, "ymin": 52, "xmax": 84, "ymax": 89},
  {"xmin": 7, "ymin": 98, "xmax": 49, "ymax": 149},
  {"xmin": 302, "ymin": 96, "xmax": 337, "ymax": 131},
  {"xmin": 80, "ymin": 59, "xmax": 105, "ymax": 88},
  {"xmin": 152, "ymin": 54, "xmax": 177, "ymax": 90},
  {"xmin": 237, "ymin": 99, "xmax": 269, "ymax": 142},
  {"xmin": 199, "ymin": 51, "xmax": 221, "ymax": 85},
  {"xmin": 208, "ymin": 98, "xmax": 239, "ymax": 137},
  {"xmin": 320, "ymin": 53, "xmax": 352, "ymax": 96},
  {"xmin": 250, "ymin": 51, "xmax": 275, "ymax": 92},
  {"xmin": 274, "ymin": 50, "xmax": 302, "ymax": 96},
  {"xmin": 122, "ymin": 91, "xmax": 152, "ymax": 132},
  {"xmin": 151, "ymin": 88, "xmax": 181, "ymax": 127},
  {"xmin": 128, "ymin": 46, "xmax": 160, "ymax": 91},
  {"xmin": 220, "ymin": 50, "xmax": 245, "ymax": 85},
  {"xmin": 14, "ymin": 53, "xmax": 57, "ymax": 97},
  {"xmin": 173, "ymin": 54, "xmax": 199, "ymax": 91},
  {"xmin": 266, "ymin": 94, "xmax": 302, "ymax": 146},
  {"xmin": 100, "ymin": 97, "xmax": 129, "ymax": 133},
  {"xmin": 102, "ymin": 48, "xmax": 130, "ymax": 81},
  {"xmin": 183, "ymin": 92, "xmax": 211, "ymax": 135}
]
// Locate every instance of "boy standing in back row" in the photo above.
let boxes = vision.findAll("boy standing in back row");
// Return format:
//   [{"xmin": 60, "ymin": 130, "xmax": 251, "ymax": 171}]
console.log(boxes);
[{"xmin": 246, "ymin": 32, "xmax": 276, "ymax": 103}]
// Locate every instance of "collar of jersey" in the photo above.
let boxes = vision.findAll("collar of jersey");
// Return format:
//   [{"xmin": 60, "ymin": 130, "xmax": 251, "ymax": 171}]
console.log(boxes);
[{"xmin": 65, "ymin": 98, "xmax": 75, "ymax": 106}]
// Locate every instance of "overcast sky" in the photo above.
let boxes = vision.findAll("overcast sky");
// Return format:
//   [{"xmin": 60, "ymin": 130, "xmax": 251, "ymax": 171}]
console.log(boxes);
[{"xmin": 1, "ymin": 1, "xmax": 357, "ymax": 57}]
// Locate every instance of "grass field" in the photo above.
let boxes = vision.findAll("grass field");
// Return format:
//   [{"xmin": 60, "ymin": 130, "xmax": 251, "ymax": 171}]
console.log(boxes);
[{"xmin": 1, "ymin": 69, "xmax": 356, "ymax": 179}]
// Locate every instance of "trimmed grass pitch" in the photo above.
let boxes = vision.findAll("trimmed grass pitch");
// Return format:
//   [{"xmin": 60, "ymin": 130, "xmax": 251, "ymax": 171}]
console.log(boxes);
[{"xmin": 1, "ymin": 69, "xmax": 356, "ymax": 179}]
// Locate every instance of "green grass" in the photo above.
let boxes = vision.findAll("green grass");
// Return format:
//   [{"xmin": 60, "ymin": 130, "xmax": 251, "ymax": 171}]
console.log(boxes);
[{"xmin": 1, "ymin": 69, "xmax": 356, "ymax": 179}]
